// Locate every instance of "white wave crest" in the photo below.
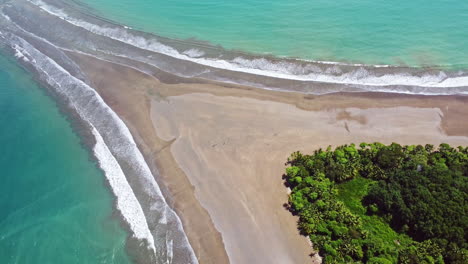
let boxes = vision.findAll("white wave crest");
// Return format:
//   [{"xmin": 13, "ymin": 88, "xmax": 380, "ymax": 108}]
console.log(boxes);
[
  {"xmin": 27, "ymin": 0, "xmax": 468, "ymax": 89},
  {"xmin": 4, "ymin": 33, "xmax": 198, "ymax": 263},
  {"xmin": 92, "ymin": 125, "xmax": 156, "ymax": 251},
  {"xmin": 9, "ymin": 36, "xmax": 157, "ymax": 253},
  {"xmin": 166, "ymin": 238, "xmax": 173, "ymax": 264},
  {"xmin": 13, "ymin": 44, "xmax": 30, "ymax": 62},
  {"xmin": 182, "ymin": 48, "xmax": 205, "ymax": 58}
]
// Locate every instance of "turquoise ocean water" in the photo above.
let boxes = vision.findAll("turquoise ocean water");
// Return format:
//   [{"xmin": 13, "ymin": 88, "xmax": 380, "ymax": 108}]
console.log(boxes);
[
  {"xmin": 0, "ymin": 54, "xmax": 132, "ymax": 263},
  {"xmin": 79, "ymin": 0, "xmax": 468, "ymax": 69},
  {"xmin": 0, "ymin": 0, "xmax": 467, "ymax": 263}
]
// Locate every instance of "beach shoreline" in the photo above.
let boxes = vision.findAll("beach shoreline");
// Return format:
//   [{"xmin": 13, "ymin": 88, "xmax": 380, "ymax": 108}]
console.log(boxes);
[
  {"xmin": 66, "ymin": 51, "xmax": 468, "ymax": 264},
  {"xmin": 2, "ymin": 1, "xmax": 468, "ymax": 263}
]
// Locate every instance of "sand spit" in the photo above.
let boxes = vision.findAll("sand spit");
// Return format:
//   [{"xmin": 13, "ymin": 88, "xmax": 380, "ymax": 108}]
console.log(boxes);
[{"xmin": 68, "ymin": 51, "xmax": 468, "ymax": 264}]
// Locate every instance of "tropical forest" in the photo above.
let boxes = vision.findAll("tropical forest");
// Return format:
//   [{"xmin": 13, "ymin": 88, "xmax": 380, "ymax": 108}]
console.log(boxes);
[{"xmin": 284, "ymin": 143, "xmax": 467, "ymax": 263}]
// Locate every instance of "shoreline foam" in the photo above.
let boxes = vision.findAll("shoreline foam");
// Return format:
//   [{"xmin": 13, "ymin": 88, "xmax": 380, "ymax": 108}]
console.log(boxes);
[
  {"xmin": 92, "ymin": 125, "xmax": 156, "ymax": 252},
  {"xmin": 2, "ymin": 1, "xmax": 468, "ymax": 263},
  {"xmin": 66, "ymin": 50, "xmax": 468, "ymax": 264},
  {"xmin": 0, "ymin": 32, "xmax": 198, "ymax": 263},
  {"xmin": 15, "ymin": 0, "xmax": 468, "ymax": 93}
]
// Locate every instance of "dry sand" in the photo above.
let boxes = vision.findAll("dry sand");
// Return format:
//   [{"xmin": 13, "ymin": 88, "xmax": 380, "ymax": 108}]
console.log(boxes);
[{"xmin": 68, "ymin": 52, "xmax": 468, "ymax": 264}]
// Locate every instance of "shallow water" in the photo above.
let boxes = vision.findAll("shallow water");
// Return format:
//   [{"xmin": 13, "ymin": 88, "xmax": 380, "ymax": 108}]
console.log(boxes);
[
  {"xmin": 0, "ymin": 54, "xmax": 132, "ymax": 263},
  {"xmin": 79, "ymin": 0, "xmax": 468, "ymax": 69},
  {"xmin": 0, "ymin": 0, "xmax": 467, "ymax": 262},
  {"xmin": 1, "ymin": 0, "xmax": 464, "ymax": 96},
  {"xmin": 0, "ymin": 1, "xmax": 199, "ymax": 262}
]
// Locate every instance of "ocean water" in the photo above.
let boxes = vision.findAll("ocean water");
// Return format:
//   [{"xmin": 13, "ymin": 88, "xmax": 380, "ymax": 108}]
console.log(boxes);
[
  {"xmin": 0, "ymin": 1, "xmax": 199, "ymax": 262},
  {"xmin": 6, "ymin": 0, "xmax": 463, "ymax": 95},
  {"xmin": 0, "ymin": 0, "xmax": 467, "ymax": 263},
  {"xmin": 0, "ymin": 54, "xmax": 132, "ymax": 263},
  {"xmin": 78, "ymin": 0, "xmax": 468, "ymax": 69}
]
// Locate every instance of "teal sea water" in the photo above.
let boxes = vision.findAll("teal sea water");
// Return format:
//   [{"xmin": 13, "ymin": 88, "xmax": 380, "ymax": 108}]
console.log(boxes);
[
  {"xmin": 79, "ymin": 0, "xmax": 468, "ymax": 69},
  {"xmin": 0, "ymin": 0, "xmax": 467, "ymax": 262},
  {"xmin": 0, "ymin": 54, "xmax": 132, "ymax": 263}
]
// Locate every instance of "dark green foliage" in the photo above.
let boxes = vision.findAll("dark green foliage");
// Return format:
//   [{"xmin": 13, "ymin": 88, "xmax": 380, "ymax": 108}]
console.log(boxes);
[
  {"xmin": 285, "ymin": 143, "xmax": 468, "ymax": 263},
  {"xmin": 365, "ymin": 144, "xmax": 468, "ymax": 263}
]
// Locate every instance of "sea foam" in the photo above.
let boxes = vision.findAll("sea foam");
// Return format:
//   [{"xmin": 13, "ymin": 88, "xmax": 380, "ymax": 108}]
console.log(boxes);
[
  {"xmin": 0, "ymin": 30, "xmax": 198, "ymax": 263},
  {"xmin": 92, "ymin": 125, "xmax": 156, "ymax": 251},
  {"xmin": 8, "ymin": 36, "xmax": 156, "ymax": 253},
  {"xmin": 26, "ymin": 0, "xmax": 468, "ymax": 90}
]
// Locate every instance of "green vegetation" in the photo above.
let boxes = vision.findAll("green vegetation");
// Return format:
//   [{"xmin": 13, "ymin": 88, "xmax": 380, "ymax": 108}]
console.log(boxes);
[{"xmin": 284, "ymin": 143, "xmax": 467, "ymax": 263}]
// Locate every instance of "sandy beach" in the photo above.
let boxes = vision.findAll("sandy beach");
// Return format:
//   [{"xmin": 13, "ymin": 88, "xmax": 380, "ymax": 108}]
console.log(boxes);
[{"xmin": 68, "ymin": 52, "xmax": 468, "ymax": 264}]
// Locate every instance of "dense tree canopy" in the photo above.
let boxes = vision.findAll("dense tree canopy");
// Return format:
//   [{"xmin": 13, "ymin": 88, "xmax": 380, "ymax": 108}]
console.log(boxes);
[{"xmin": 284, "ymin": 143, "xmax": 467, "ymax": 263}]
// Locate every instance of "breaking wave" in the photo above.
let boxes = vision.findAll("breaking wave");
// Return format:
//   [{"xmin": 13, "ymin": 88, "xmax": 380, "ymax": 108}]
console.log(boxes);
[
  {"xmin": 0, "ymin": 28, "xmax": 198, "ymax": 263},
  {"xmin": 23, "ymin": 0, "xmax": 468, "ymax": 92},
  {"xmin": 1, "ymin": 0, "xmax": 467, "ymax": 262}
]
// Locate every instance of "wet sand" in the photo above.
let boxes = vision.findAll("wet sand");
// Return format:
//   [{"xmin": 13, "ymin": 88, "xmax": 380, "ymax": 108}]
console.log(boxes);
[{"xmin": 68, "ymin": 52, "xmax": 468, "ymax": 264}]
